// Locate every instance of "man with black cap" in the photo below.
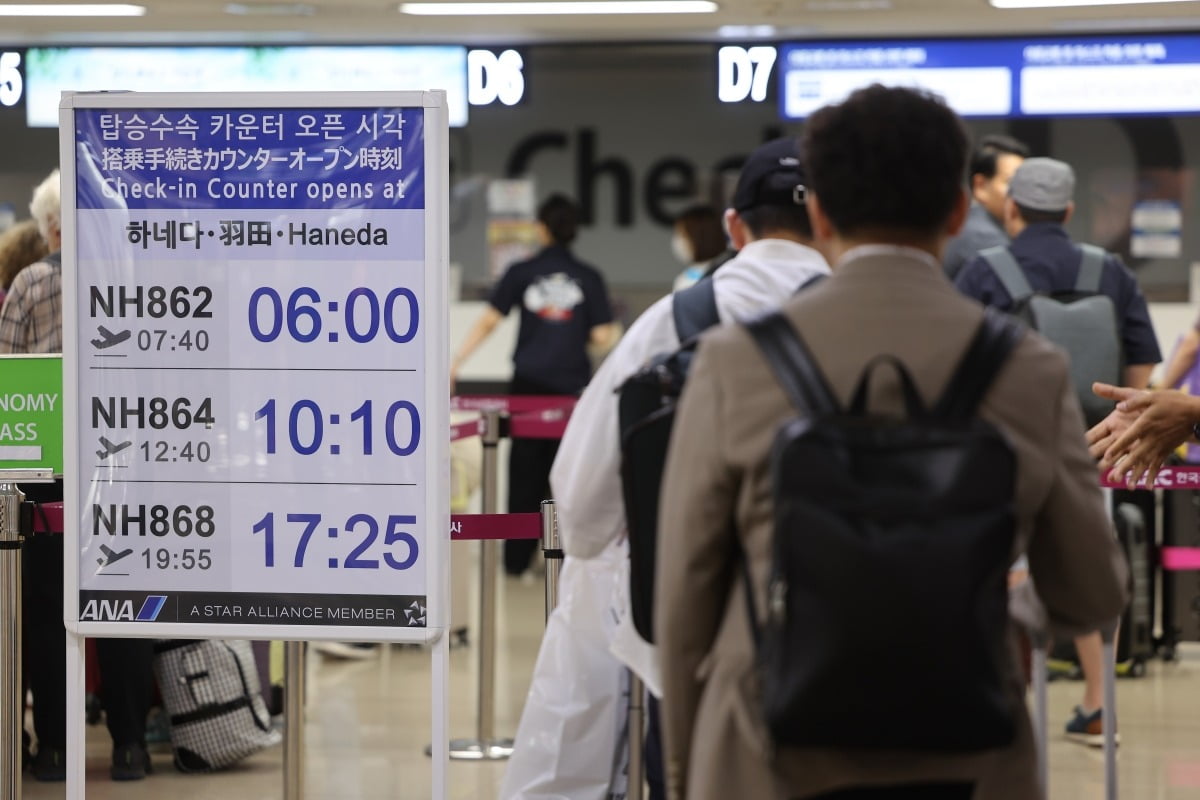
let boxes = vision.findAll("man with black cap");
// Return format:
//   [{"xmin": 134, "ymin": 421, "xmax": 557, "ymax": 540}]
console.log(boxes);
[
  {"xmin": 499, "ymin": 137, "xmax": 828, "ymax": 800},
  {"xmin": 957, "ymin": 156, "xmax": 1160, "ymax": 749}
]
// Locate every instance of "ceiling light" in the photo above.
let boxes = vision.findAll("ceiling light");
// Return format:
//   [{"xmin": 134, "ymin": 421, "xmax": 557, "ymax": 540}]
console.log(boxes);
[
  {"xmin": 718, "ymin": 24, "xmax": 777, "ymax": 37},
  {"xmin": 807, "ymin": 0, "xmax": 890, "ymax": 9},
  {"xmin": 0, "ymin": 3, "xmax": 145, "ymax": 14},
  {"xmin": 991, "ymin": 0, "xmax": 1198, "ymax": 7},
  {"xmin": 1054, "ymin": 13, "xmax": 1200, "ymax": 26},
  {"xmin": 225, "ymin": 2, "xmax": 315, "ymax": 14},
  {"xmin": 400, "ymin": 0, "xmax": 717, "ymax": 14}
]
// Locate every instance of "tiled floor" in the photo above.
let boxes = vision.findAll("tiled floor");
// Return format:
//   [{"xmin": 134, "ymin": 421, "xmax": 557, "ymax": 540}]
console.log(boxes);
[{"xmin": 21, "ymin": 565, "xmax": 1200, "ymax": 799}]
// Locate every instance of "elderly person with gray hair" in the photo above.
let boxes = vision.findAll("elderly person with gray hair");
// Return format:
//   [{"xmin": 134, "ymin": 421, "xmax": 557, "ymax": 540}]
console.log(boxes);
[
  {"xmin": 4, "ymin": 169, "xmax": 157, "ymax": 782},
  {"xmin": 0, "ymin": 169, "xmax": 62, "ymax": 353}
]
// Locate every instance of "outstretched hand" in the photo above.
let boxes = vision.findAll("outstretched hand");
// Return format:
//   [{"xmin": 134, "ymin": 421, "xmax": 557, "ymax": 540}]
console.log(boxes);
[
  {"xmin": 1086, "ymin": 383, "xmax": 1146, "ymax": 461},
  {"xmin": 1086, "ymin": 382, "xmax": 1198, "ymax": 488}
]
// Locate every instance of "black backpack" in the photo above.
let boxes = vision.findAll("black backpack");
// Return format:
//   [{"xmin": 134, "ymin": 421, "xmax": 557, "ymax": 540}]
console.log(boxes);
[
  {"xmin": 742, "ymin": 308, "xmax": 1024, "ymax": 752},
  {"xmin": 618, "ymin": 274, "xmax": 826, "ymax": 643},
  {"xmin": 618, "ymin": 278, "xmax": 721, "ymax": 643}
]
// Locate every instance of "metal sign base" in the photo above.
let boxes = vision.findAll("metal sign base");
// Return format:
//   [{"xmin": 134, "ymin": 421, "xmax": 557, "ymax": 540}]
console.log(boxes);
[{"xmin": 447, "ymin": 738, "xmax": 514, "ymax": 760}]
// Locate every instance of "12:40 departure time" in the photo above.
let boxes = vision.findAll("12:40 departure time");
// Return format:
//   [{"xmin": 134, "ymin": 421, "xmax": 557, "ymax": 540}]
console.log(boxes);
[
  {"xmin": 141, "ymin": 440, "xmax": 211, "ymax": 463},
  {"xmin": 251, "ymin": 512, "xmax": 419, "ymax": 570},
  {"xmin": 254, "ymin": 398, "xmax": 420, "ymax": 456},
  {"xmin": 248, "ymin": 286, "xmax": 418, "ymax": 344}
]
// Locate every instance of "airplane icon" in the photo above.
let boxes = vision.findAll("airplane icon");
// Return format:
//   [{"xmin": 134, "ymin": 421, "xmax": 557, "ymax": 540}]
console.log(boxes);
[
  {"xmin": 91, "ymin": 326, "xmax": 131, "ymax": 350},
  {"xmin": 97, "ymin": 545, "xmax": 133, "ymax": 567},
  {"xmin": 96, "ymin": 436, "xmax": 132, "ymax": 460}
]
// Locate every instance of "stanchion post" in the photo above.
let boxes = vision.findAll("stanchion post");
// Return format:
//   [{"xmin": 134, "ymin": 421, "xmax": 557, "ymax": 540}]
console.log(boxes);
[
  {"xmin": 627, "ymin": 673, "xmax": 645, "ymax": 800},
  {"xmin": 449, "ymin": 408, "xmax": 513, "ymax": 760},
  {"xmin": 1030, "ymin": 631, "xmax": 1049, "ymax": 796},
  {"xmin": 284, "ymin": 641, "xmax": 305, "ymax": 800},
  {"xmin": 0, "ymin": 479, "xmax": 24, "ymax": 800},
  {"xmin": 541, "ymin": 499, "xmax": 562, "ymax": 620},
  {"xmin": 1101, "ymin": 620, "xmax": 1118, "ymax": 800}
]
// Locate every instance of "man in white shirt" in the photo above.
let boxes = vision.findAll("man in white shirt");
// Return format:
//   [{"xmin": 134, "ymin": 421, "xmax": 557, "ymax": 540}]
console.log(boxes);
[{"xmin": 500, "ymin": 137, "xmax": 829, "ymax": 800}]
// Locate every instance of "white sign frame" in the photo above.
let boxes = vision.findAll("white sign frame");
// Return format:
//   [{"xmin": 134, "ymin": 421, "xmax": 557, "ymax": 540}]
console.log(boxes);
[{"xmin": 59, "ymin": 89, "xmax": 450, "ymax": 798}]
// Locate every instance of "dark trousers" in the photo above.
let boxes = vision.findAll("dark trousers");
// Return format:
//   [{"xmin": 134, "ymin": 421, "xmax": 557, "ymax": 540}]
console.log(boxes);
[
  {"xmin": 504, "ymin": 375, "xmax": 564, "ymax": 576},
  {"xmin": 22, "ymin": 483, "xmax": 155, "ymax": 749},
  {"xmin": 810, "ymin": 785, "xmax": 975, "ymax": 799}
]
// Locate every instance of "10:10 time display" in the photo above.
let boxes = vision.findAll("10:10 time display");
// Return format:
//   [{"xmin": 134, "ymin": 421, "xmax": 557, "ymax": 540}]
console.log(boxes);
[{"xmin": 254, "ymin": 398, "xmax": 420, "ymax": 456}]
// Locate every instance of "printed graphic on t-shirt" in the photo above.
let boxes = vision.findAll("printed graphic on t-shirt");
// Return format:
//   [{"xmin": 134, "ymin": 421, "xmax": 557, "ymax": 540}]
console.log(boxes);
[{"xmin": 523, "ymin": 272, "xmax": 584, "ymax": 321}]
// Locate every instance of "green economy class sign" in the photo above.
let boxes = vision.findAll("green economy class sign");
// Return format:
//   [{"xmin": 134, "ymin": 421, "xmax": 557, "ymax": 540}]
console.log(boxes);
[{"xmin": 0, "ymin": 355, "xmax": 62, "ymax": 474}]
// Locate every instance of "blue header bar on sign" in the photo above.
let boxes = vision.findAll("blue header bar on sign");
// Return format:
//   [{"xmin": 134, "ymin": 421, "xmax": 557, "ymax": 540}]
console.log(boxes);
[
  {"xmin": 74, "ymin": 108, "xmax": 425, "ymax": 210},
  {"xmin": 779, "ymin": 32, "xmax": 1200, "ymax": 120}
]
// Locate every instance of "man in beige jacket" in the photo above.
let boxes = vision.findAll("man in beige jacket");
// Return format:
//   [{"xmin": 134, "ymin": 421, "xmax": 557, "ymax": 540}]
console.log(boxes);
[{"xmin": 655, "ymin": 85, "xmax": 1129, "ymax": 800}]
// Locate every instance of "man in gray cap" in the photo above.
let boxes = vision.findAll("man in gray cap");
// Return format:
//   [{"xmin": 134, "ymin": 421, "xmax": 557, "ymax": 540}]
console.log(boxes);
[{"xmin": 956, "ymin": 156, "xmax": 1160, "ymax": 749}]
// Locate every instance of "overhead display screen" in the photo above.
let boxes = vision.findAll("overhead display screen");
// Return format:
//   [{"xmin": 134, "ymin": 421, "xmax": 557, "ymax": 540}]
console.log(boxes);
[
  {"xmin": 26, "ymin": 46, "xmax": 469, "ymax": 128},
  {"xmin": 779, "ymin": 34, "xmax": 1200, "ymax": 119}
]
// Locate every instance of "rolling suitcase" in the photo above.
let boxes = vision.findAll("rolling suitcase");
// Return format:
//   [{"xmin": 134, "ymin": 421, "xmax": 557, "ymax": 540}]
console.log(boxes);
[
  {"xmin": 1114, "ymin": 499, "xmax": 1154, "ymax": 675},
  {"xmin": 1048, "ymin": 500, "xmax": 1153, "ymax": 678},
  {"xmin": 153, "ymin": 639, "xmax": 282, "ymax": 772}
]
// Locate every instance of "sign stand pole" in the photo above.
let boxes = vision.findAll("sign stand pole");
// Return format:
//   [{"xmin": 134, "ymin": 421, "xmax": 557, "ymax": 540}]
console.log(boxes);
[
  {"xmin": 431, "ymin": 633, "xmax": 449, "ymax": 797},
  {"xmin": 284, "ymin": 642, "xmax": 305, "ymax": 800},
  {"xmin": 65, "ymin": 631, "xmax": 85, "ymax": 800}
]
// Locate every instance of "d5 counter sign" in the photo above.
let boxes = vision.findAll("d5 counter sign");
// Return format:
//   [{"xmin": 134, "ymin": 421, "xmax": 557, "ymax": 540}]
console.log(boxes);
[{"xmin": 62, "ymin": 90, "xmax": 449, "ymax": 643}]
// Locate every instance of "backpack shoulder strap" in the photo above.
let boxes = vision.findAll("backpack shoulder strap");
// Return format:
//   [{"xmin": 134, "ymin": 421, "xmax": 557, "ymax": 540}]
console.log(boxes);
[
  {"xmin": 979, "ymin": 246, "xmax": 1033, "ymax": 303},
  {"xmin": 672, "ymin": 277, "xmax": 720, "ymax": 342},
  {"xmin": 744, "ymin": 312, "xmax": 840, "ymax": 415},
  {"xmin": 934, "ymin": 309, "xmax": 1024, "ymax": 421},
  {"xmin": 1075, "ymin": 244, "xmax": 1106, "ymax": 294},
  {"xmin": 795, "ymin": 272, "xmax": 827, "ymax": 294}
]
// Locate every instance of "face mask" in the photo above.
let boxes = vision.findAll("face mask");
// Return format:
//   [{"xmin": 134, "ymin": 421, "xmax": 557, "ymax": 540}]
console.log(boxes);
[{"xmin": 671, "ymin": 232, "xmax": 694, "ymax": 265}]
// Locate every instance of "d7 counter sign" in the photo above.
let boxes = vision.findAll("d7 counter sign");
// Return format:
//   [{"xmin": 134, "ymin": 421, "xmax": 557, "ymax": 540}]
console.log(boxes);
[{"xmin": 64, "ymin": 93, "xmax": 448, "ymax": 641}]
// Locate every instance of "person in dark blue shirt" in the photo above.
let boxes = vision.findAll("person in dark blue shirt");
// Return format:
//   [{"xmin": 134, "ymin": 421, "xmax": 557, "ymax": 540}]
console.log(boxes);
[
  {"xmin": 956, "ymin": 157, "xmax": 1160, "ymax": 751},
  {"xmin": 955, "ymin": 161, "xmax": 1160, "ymax": 381},
  {"xmin": 454, "ymin": 194, "xmax": 615, "ymax": 574}
]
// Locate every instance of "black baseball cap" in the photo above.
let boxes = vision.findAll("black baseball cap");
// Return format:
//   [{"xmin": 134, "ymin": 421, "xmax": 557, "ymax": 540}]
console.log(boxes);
[{"xmin": 731, "ymin": 137, "xmax": 807, "ymax": 213}]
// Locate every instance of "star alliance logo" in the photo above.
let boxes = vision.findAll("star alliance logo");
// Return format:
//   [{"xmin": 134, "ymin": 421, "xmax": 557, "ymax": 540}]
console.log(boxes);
[{"xmin": 403, "ymin": 601, "xmax": 427, "ymax": 626}]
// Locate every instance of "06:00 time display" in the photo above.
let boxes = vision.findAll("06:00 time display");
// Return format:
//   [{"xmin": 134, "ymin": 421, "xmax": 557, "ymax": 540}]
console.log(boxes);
[{"xmin": 248, "ymin": 286, "xmax": 417, "ymax": 344}]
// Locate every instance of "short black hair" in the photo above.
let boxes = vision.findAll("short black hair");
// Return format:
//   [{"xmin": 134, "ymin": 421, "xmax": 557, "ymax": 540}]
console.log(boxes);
[
  {"xmin": 738, "ymin": 204, "xmax": 813, "ymax": 241},
  {"xmin": 1014, "ymin": 202, "xmax": 1068, "ymax": 225},
  {"xmin": 803, "ymin": 84, "xmax": 969, "ymax": 239},
  {"xmin": 968, "ymin": 134, "xmax": 1030, "ymax": 184},
  {"xmin": 538, "ymin": 194, "xmax": 579, "ymax": 246}
]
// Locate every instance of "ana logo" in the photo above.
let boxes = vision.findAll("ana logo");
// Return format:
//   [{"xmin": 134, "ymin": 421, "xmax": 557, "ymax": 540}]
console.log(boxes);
[{"xmin": 80, "ymin": 595, "xmax": 167, "ymax": 622}]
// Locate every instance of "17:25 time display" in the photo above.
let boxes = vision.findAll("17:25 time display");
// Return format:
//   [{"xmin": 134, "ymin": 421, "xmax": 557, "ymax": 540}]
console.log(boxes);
[{"xmin": 251, "ymin": 512, "xmax": 419, "ymax": 570}]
